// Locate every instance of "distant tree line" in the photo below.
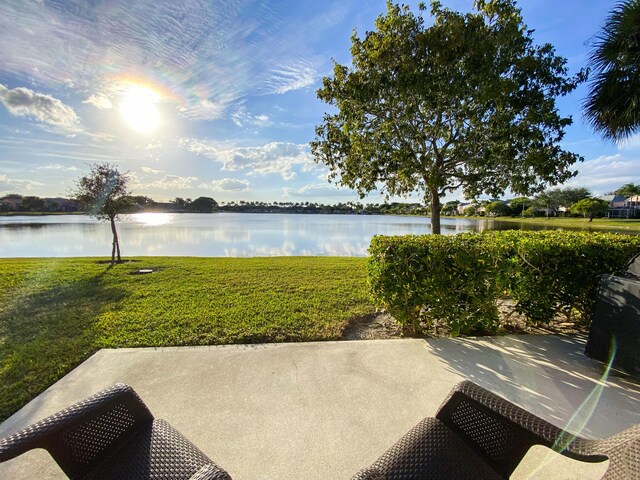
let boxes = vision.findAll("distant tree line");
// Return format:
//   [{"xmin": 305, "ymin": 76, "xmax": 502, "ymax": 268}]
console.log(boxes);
[
  {"xmin": 0, "ymin": 192, "xmax": 429, "ymax": 216},
  {"xmin": 4, "ymin": 182, "xmax": 639, "ymax": 221},
  {"xmin": 444, "ymin": 183, "xmax": 640, "ymax": 221},
  {"xmin": 0, "ymin": 194, "xmax": 81, "ymax": 213}
]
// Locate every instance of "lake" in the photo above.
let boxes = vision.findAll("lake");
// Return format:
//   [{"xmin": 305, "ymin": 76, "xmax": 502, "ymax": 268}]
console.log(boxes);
[{"xmin": 0, "ymin": 212, "xmax": 614, "ymax": 258}]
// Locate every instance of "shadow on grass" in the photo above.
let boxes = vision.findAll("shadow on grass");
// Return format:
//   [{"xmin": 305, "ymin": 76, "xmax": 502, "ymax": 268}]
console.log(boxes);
[{"xmin": 0, "ymin": 270, "xmax": 127, "ymax": 422}]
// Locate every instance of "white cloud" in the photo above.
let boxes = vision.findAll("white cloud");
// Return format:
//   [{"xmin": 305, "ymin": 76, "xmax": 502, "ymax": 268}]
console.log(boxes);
[
  {"xmin": 264, "ymin": 59, "xmax": 317, "ymax": 94},
  {"xmin": 616, "ymin": 133, "xmax": 640, "ymax": 151},
  {"xmin": 37, "ymin": 163, "xmax": 64, "ymax": 170},
  {"xmin": 179, "ymin": 138, "xmax": 316, "ymax": 180},
  {"xmin": 147, "ymin": 174, "xmax": 198, "ymax": 189},
  {"xmin": 0, "ymin": 84, "xmax": 80, "ymax": 134},
  {"xmin": 0, "ymin": 174, "xmax": 45, "ymax": 193},
  {"xmin": 82, "ymin": 92, "xmax": 113, "ymax": 109},
  {"xmin": 36, "ymin": 163, "xmax": 78, "ymax": 171},
  {"xmin": 181, "ymin": 99, "xmax": 225, "ymax": 120},
  {"xmin": 141, "ymin": 166, "xmax": 165, "ymax": 174},
  {"xmin": 204, "ymin": 178, "xmax": 250, "ymax": 192},
  {"xmin": 231, "ymin": 106, "xmax": 271, "ymax": 128},
  {"xmin": 566, "ymin": 153, "xmax": 640, "ymax": 194},
  {"xmin": 283, "ymin": 183, "xmax": 355, "ymax": 199}
]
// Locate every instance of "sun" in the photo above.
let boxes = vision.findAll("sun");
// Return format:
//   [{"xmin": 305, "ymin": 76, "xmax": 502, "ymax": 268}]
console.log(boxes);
[{"xmin": 119, "ymin": 85, "xmax": 161, "ymax": 133}]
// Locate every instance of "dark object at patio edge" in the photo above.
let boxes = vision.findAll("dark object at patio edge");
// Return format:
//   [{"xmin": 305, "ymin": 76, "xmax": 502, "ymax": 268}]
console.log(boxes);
[
  {"xmin": 586, "ymin": 251, "xmax": 640, "ymax": 375},
  {"xmin": 352, "ymin": 380, "xmax": 640, "ymax": 480},
  {"xmin": 0, "ymin": 384, "xmax": 232, "ymax": 479}
]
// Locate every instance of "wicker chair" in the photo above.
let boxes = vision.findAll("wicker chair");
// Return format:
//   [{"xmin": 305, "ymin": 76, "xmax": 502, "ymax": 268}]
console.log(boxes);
[
  {"xmin": 0, "ymin": 384, "xmax": 232, "ymax": 480},
  {"xmin": 352, "ymin": 381, "xmax": 640, "ymax": 480}
]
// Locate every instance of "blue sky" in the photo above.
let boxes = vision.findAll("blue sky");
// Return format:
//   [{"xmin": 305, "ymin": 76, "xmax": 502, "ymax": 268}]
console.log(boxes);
[{"xmin": 0, "ymin": 0, "xmax": 636, "ymax": 204}]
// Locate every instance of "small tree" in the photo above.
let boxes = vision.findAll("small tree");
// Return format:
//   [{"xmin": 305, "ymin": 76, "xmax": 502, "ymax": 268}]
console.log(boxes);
[
  {"xmin": 509, "ymin": 197, "xmax": 531, "ymax": 217},
  {"xmin": 463, "ymin": 205, "xmax": 477, "ymax": 216},
  {"xmin": 570, "ymin": 198, "xmax": 610, "ymax": 221},
  {"xmin": 73, "ymin": 163, "xmax": 132, "ymax": 264},
  {"xmin": 485, "ymin": 201, "xmax": 511, "ymax": 217},
  {"xmin": 442, "ymin": 200, "xmax": 461, "ymax": 215},
  {"xmin": 311, "ymin": 1, "xmax": 584, "ymax": 234}
]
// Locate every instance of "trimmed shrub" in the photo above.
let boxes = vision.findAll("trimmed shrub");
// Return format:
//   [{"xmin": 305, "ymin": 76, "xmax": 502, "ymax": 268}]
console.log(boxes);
[
  {"xmin": 367, "ymin": 234, "xmax": 506, "ymax": 336},
  {"xmin": 367, "ymin": 231, "xmax": 640, "ymax": 336}
]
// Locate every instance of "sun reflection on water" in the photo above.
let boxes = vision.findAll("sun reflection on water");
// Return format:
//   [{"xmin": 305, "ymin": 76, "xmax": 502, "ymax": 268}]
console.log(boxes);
[{"xmin": 132, "ymin": 213, "xmax": 172, "ymax": 226}]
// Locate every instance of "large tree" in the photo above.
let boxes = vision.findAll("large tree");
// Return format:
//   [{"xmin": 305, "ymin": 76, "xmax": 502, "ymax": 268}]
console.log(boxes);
[
  {"xmin": 584, "ymin": 0, "xmax": 640, "ymax": 140},
  {"xmin": 73, "ymin": 163, "xmax": 133, "ymax": 264},
  {"xmin": 311, "ymin": 0, "xmax": 584, "ymax": 234}
]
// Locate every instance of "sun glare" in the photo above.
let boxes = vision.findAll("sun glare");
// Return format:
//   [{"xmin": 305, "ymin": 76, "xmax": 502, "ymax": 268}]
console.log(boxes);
[
  {"xmin": 120, "ymin": 85, "xmax": 161, "ymax": 133},
  {"xmin": 134, "ymin": 212, "xmax": 172, "ymax": 226}
]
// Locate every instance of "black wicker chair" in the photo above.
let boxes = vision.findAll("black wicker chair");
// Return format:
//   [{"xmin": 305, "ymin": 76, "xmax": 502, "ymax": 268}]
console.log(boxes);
[
  {"xmin": 0, "ymin": 383, "xmax": 232, "ymax": 480},
  {"xmin": 352, "ymin": 381, "xmax": 640, "ymax": 480}
]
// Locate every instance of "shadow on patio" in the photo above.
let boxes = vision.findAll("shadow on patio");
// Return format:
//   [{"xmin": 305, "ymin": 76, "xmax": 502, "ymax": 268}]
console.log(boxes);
[{"xmin": 1, "ymin": 334, "xmax": 638, "ymax": 479}]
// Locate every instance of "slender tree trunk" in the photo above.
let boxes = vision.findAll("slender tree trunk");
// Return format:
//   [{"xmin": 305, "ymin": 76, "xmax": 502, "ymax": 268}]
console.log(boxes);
[
  {"xmin": 429, "ymin": 188, "xmax": 442, "ymax": 235},
  {"xmin": 110, "ymin": 217, "xmax": 121, "ymax": 263}
]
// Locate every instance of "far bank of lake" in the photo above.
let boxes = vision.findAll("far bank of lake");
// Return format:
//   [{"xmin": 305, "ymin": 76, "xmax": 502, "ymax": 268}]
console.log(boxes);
[{"xmin": 1, "ymin": 212, "xmax": 637, "ymax": 258}]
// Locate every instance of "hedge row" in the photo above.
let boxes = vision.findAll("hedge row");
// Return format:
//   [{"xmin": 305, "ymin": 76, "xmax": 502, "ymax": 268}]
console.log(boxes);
[{"xmin": 367, "ymin": 231, "xmax": 640, "ymax": 336}]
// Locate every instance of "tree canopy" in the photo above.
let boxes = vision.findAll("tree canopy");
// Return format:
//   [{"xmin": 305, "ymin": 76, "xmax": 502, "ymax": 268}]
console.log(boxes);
[
  {"xmin": 311, "ymin": 0, "xmax": 584, "ymax": 233},
  {"xmin": 584, "ymin": 0, "xmax": 640, "ymax": 140},
  {"xmin": 614, "ymin": 182, "xmax": 640, "ymax": 198},
  {"xmin": 570, "ymin": 198, "xmax": 610, "ymax": 221},
  {"xmin": 73, "ymin": 163, "xmax": 132, "ymax": 263},
  {"xmin": 188, "ymin": 196, "xmax": 219, "ymax": 213},
  {"xmin": 533, "ymin": 187, "xmax": 591, "ymax": 213}
]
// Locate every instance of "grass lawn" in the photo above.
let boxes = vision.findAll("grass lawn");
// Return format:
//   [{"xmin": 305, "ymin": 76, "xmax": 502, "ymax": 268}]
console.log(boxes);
[
  {"xmin": 475, "ymin": 216, "xmax": 640, "ymax": 232},
  {"xmin": 0, "ymin": 256, "xmax": 374, "ymax": 422}
]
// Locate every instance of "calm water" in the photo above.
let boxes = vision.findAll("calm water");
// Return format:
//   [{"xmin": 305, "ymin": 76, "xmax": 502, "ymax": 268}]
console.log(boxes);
[{"xmin": 0, "ymin": 212, "xmax": 622, "ymax": 258}]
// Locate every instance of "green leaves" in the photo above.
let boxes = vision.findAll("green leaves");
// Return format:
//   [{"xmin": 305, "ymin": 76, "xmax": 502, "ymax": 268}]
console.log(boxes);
[
  {"xmin": 367, "ymin": 231, "xmax": 640, "ymax": 335},
  {"xmin": 312, "ymin": 1, "xmax": 584, "ymax": 233},
  {"xmin": 584, "ymin": 0, "xmax": 640, "ymax": 140},
  {"xmin": 73, "ymin": 163, "xmax": 131, "ymax": 221},
  {"xmin": 569, "ymin": 198, "xmax": 610, "ymax": 220}
]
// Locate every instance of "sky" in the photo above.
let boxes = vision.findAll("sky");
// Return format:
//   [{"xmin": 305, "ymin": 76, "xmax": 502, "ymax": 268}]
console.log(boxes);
[{"xmin": 0, "ymin": 0, "xmax": 636, "ymax": 204}]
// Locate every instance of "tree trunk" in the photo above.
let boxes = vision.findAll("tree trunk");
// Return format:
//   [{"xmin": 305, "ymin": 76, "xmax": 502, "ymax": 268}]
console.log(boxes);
[
  {"xmin": 110, "ymin": 217, "xmax": 121, "ymax": 263},
  {"xmin": 429, "ymin": 188, "xmax": 442, "ymax": 235}
]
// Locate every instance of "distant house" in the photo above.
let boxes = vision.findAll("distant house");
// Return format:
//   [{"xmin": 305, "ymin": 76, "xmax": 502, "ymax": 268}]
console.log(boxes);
[
  {"xmin": 599, "ymin": 194, "xmax": 626, "ymax": 207},
  {"xmin": 603, "ymin": 195, "xmax": 640, "ymax": 218},
  {"xmin": 457, "ymin": 203, "xmax": 473, "ymax": 214}
]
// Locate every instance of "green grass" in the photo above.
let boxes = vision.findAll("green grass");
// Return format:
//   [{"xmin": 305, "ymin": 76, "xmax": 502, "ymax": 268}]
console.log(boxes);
[
  {"xmin": 0, "ymin": 257, "xmax": 374, "ymax": 422},
  {"xmin": 460, "ymin": 215, "xmax": 640, "ymax": 232}
]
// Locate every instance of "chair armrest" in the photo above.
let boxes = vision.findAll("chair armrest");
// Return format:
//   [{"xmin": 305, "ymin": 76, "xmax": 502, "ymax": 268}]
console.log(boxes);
[
  {"xmin": 0, "ymin": 383, "xmax": 153, "ymax": 473},
  {"xmin": 351, "ymin": 466, "xmax": 386, "ymax": 480},
  {"xmin": 586, "ymin": 424, "xmax": 640, "ymax": 479},
  {"xmin": 435, "ymin": 381, "xmax": 605, "ymax": 478},
  {"xmin": 189, "ymin": 463, "xmax": 234, "ymax": 480}
]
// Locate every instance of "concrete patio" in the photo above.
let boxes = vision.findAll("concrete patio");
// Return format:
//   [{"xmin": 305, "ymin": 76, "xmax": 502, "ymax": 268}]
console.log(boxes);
[{"xmin": 1, "ymin": 334, "xmax": 639, "ymax": 479}]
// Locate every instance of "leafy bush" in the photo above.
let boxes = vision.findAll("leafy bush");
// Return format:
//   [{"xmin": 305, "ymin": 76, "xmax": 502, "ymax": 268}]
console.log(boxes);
[
  {"xmin": 367, "ymin": 234, "xmax": 506, "ymax": 336},
  {"xmin": 368, "ymin": 231, "xmax": 640, "ymax": 336}
]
